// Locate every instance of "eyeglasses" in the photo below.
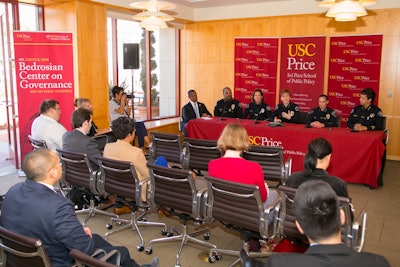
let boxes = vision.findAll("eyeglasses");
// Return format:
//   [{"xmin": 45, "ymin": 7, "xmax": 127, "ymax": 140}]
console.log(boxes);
[{"xmin": 53, "ymin": 107, "xmax": 61, "ymax": 111}]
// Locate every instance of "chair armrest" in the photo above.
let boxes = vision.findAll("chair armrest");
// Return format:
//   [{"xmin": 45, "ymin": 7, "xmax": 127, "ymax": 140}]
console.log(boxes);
[
  {"xmin": 283, "ymin": 157, "xmax": 292, "ymax": 185},
  {"xmin": 351, "ymin": 208, "xmax": 367, "ymax": 252},
  {"xmin": 136, "ymin": 177, "xmax": 151, "ymax": 206},
  {"xmin": 263, "ymin": 189, "xmax": 282, "ymax": 239},
  {"xmin": 99, "ymin": 249, "xmax": 121, "ymax": 265}
]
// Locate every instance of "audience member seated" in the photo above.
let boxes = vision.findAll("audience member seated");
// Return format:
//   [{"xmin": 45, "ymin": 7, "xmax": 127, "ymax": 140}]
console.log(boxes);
[
  {"xmin": 109, "ymin": 86, "xmax": 150, "ymax": 149},
  {"xmin": 31, "ymin": 99, "xmax": 67, "ymax": 151},
  {"xmin": 286, "ymin": 137, "xmax": 349, "ymax": 198},
  {"xmin": 242, "ymin": 89, "xmax": 272, "ymax": 121},
  {"xmin": 74, "ymin": 98, "xmax": 109, "ymax": 137},
  {"xmin": 0, "ymin": 148, "xmax": 159, "ymax": 267},
  {"xmin": 181, "ymin": 89, "xmax": 212, "ymax": 136},
  {"xmin": 347, "ymin": 88, "xmax": 383, "ymax": 131},
  {"xmin": 307, "ymin": 94, "xmax": 338, "ymax": 128},
  {"xmin": 214, "ymin": 87, "xmax": 242, "ymax": 118},
  {"xmin": 62, "ymin": 108, "xmax": 101, "ymax": 170},
  {"xmin": 241, "ymin": 180, "xmax": 390, "ymax": 267},
  {"xmin": 208, "ymin": 123, "xmax": 278, "ymax": 252},
  {"xmin": 103, "ymin": 117, "xmax": 150, "ymax": 215},
  {"xmin": 272, "ymin": 89, "xmax": 300, "ymax": 123}
]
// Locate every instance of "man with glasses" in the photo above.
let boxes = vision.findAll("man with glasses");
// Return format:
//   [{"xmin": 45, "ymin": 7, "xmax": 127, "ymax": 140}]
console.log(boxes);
[
  {"xmin": 31, "ymin": 99, "xmax": 67, "ymax": 151},
  {"xmin": 62, "ymin": 108, "xmax": 101, "ymax": 170}
]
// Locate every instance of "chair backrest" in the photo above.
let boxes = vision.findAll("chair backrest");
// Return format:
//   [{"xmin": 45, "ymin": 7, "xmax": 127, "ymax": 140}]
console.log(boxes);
[
  {"xmin": 0, "ymin": 226, "xmax": 52, "ymax": 267},
  {"xmin": 375, "ymin": 116, "xmax": 386, "ymax": 131},
  {"xmin": 149, "ymin": 132, "xmax": 184, "ymax": 165},
  {"xmin": 96, "ymin": 156, "xmax": 142, "ymax": 205},
  {"xmin": 335, "ymin": 115, "xmax": 342, "ymax": 127},
  {"xmin": 56, "ymin": 149, "xmax": 100, "ymax": 196},
  {"xmin": 204, "ymin": 175, "xmax": 280, "ymax": 240},
  {"xmin": 70, "ymin": 249, "xmax": 118, "ymax": 267},
  {"xmin": 147, "ymin": 163, "xmax": 202, "ymax": 220},
  {"xmin": 182, "ymin": 138, "xmax": 221, "ymax": 172},
  {"xmin": 278, "ymin": 185, "xmax": 361, "ymax": 251},
  {"xmin": 28, "ymin": 135, "xmax": 48, "ymax": 150},
  {"xmin": 299, "ymin": 112, "xmax": 308, "ymax": 124},
  {"xmin": 242, "ymin": 145, "xmax": 289, "ymax": 186}
]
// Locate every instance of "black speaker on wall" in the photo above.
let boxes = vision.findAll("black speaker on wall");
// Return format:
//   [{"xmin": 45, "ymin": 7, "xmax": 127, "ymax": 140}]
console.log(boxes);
[{"xmin": 123, "ymin": 43, "xmax": 139, "ymax": 69}]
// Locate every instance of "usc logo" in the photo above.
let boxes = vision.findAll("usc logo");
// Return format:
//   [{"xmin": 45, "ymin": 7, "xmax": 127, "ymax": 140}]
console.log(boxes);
[{"xmin": 287, "ymin": 43, "xmax": 316, "ymax": 57}]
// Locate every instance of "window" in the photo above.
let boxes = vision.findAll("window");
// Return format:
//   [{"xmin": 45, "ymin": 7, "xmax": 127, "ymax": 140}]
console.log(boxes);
[{"xmin": 107, "ymin": 15, "xmax": 178, "ymax": 121}]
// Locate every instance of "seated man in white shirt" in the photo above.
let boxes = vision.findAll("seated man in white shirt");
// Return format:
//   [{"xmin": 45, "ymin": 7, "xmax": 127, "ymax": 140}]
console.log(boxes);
[{"xmin": 31, "ymin": 99, "xmax": 67, "ymax": 151}]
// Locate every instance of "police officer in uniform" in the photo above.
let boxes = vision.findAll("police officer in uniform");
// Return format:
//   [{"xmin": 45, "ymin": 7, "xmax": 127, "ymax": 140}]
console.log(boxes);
[
  {"xmin": 272, "ymin": 89, "xmax": 300, "ymax": 123},
  {"xmin": 214, "ymin": 87, "xmax": 242, "ymax": 118},
  {"xmin": 347, "ymin": 88, "xmax": 383, "ymax": 131},
  {"xmin": 243, "ymin": 89, "xmax": 272, "ymax": 121},
  {"xmin": 308, "ymin": 94, "xmax": 338, "ymax": 128}
]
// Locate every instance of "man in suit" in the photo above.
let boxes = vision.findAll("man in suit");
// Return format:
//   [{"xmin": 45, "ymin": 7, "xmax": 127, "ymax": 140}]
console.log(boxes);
[
  {"xmin": 181, "ymin": 89, "xmax": 212, "ymax": 136},
  {"xmin": 241, "ymin": 180, "xmax": 390, "ymax": 267},
  {"xmin": 0, "ymin": 148, "xmax": 159, "ymax": 267},
  {"xmin": 62, "ymin": 108, "xmax": 101, "ymax": 170}
]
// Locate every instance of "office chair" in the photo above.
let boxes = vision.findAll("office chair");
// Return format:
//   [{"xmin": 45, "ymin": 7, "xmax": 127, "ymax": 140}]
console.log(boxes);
[
  {"xmin": 28, "ymin": 135, "xmax": 48, "ymax": 150},
  {"xmin": 204, "ymin": 175, "xmax": 281, "ymax": 266},
  {"xmin": 148, "ymin": 132, "xmax": 184, "ymax": 167},
  {"xmin": 96, "ymin": 156, "xmax": 167, "ymax": 252},
  {"xmin": 57, "ymin": 149, "xmax": 117, "ymax": 226},
  {"xmin": 145, "ymin": 163, "xmax": 216, "ymax": 267}
]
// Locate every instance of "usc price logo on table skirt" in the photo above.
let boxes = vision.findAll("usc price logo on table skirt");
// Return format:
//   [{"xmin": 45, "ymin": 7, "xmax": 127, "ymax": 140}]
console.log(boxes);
[{"xmin": 248, "ymin": 135, "xmax": 283, "ymax": 147}]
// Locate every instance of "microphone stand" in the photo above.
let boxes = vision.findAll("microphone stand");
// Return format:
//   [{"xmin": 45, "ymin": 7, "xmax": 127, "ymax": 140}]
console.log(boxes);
[{"xmin": 219, "ymin": 103, "xmax": 227, "ymax": 121}]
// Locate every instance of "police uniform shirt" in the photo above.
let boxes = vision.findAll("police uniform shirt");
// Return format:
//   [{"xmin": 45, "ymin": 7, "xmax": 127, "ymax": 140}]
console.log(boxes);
[
  {"xmin": 308, "ymin": 107, "xmax": 338, "ymax": 127},
  {"xmin": 214, "ymin": 98, "xmax": 243, "ymax": 118},
  {"xmin": 243, "ymin": 102, "xmax": 272, "ymax": 120},
  {"xmin": 273, "ymin": 102, "xmax": 300, "ymax": 123},
  {"xmin": 347, "ymin": 104, "xmax": 383, "ymax": 130}
]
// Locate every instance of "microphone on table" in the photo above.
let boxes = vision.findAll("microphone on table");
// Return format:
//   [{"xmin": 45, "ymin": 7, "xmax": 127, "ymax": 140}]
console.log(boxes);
[
  {"xmin": 254, "ymin": 113, "xmax": 261, "ymax": 124},
  {"xmin": 219, "ymin": 104, "xmax": 228, "ymax": 121}
]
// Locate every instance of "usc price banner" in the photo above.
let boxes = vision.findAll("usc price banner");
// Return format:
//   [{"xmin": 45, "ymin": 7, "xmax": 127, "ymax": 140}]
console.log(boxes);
[
  {"xmin": 234, "ymin": 38, "xmax": 278, "ymax": 109},
  {"xmin": 279, "ymin": 37, "xmax": 326, "ymax": 112},
  {"xmin": 327, "ymin": 35, "xmax": 382, "ymax": 127},
  {"xmin": 14, "ymin": 31, "xmax": 75, "ymax": 161}
]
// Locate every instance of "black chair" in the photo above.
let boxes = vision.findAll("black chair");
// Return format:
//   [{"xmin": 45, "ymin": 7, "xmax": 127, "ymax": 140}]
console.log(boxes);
[
  {"xmin": 204, "ymin": 175, "xmax": 281, "ymax": 266},
  {"xmin": 243, "ymin": 145, "xmax": 292, "ymax": 187},
  {"xmin": 0, "ymin": 226, "xmax": 52, "ymax": 267},
  {"xmin": 96, "ymin": 156, "xmax": 167, "ymax": 252},
  {"xmin": 93, "ymin": 135, "xmax": 108, "ymax": 152},
  {"xmin": 335, "ymin": 115, "xmax": 342, "ymax": 127},
  {"xmin": 28, "ymin": 135, "xmax": 48, "ymax": 150},
  {"xmin": 182, "ymin": 138, "xmax": 221, "ymax": 175},
  {"xmin": 56, "ymin": 149, "xmax": 117, "ymax": 226},
  {"xmin": 145, "ymin": 163, "xmax": 216, "ymax": 267},
  {"xmin": 148, "ymin": 132, "xmax": 184, "ymax": 166},
  {"xmin": 70, "ymin": 249, "xmax": 121, "ymax": 267},
  {"xmin": 277, "ymin": 185, "xmax": 367, "ymax": 252}
]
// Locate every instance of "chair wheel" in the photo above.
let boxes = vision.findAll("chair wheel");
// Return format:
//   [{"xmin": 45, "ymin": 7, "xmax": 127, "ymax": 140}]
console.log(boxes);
[
  {"xmin": 161, "ymin": 229, "xmax": 168, "ymax": 236},
  {"xmin": 208, "ymin": 256, "xmax": 216, "ymax": 263},
  {"xmin": 106, "ymin": 224, "xmax": 113, "ymax": 230},
  {"xmin": 167, "ymin": 231, "xmax": 173, "ymax": 237},
  {"xmin": 137, "ymin": 245, "xmax": 144, "ymax": 252},
  {"xmin": 116, "ymin": 221, "xmax": 122, "ymax": 226},
  {"xmin": 204, "ymin": 234, "xmax": 210, "ymax": 240},
  {"xmin": 215, "ymin": 254, "xmax": 221, "ymax": 261},
  {"xmin": 145, "ymin": 248, "xmax": 152, "ymax": 255}
]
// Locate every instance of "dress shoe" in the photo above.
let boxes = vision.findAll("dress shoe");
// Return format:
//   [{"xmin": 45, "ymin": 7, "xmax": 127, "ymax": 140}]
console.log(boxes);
[
  {"xmin": 113, "ymin": 205, "xmax": 132, "ymax": 215},
  {"xmin": 142, "ymin": 257, "xmax": 159, "ymax": 267}
]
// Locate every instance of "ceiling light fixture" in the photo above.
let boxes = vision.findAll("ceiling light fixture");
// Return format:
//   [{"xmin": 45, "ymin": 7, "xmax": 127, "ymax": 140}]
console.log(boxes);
[
  {"xmin": 130, "ymin": 0, "xmax": 176, "ymax": 31},
  {"xmin": 319, "ymin": 0, "xmax": 378, "ymax": 22}
]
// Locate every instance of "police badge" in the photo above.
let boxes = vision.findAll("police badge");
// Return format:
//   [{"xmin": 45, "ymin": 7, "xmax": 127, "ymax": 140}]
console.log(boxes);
[
  {"xmin": 231, "ymin": 104, "xmax": 235, "ymax": 110},
  {"xmin": 370, "ymin": 113, "xmax": 375, "ymax": 118},
  {"xmin": 260, "ymin": 108, "xmax": 265, "ymax": 113},
  {"xmin": 326, "ymin": 114, "xmax": 330, "ymax": 119},
  {"xmin": 290, "ymin": 111, "xmax": 294, "ymax": 116}
]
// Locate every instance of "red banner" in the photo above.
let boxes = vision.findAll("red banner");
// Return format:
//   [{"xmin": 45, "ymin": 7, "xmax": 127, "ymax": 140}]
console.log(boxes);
[
  {"xmin": 279, "ymin": 36, "xmax": 326, "ymax": 113},
  {"xmin": 327, "ymin": 35, "xmax": 382, "ymax": 127},
  {"xmin": 14, "ymin": 31, "xmax": 75, "ymax": 161},
  {"xmin": 234, "ymin": 38, "xmax": 278, "ymax": 109}
]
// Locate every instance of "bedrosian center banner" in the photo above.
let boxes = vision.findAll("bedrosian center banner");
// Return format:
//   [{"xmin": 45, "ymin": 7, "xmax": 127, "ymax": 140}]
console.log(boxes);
[
  {"xmin": 279, "ymin": 36, "xmax": 326, "ymax": 112},
  {"xmin": 14, "ymin": 31, "xmax": 75, "ymax": 161},
  {"xmin": 234, "ymin": 38, "xmax": 278, "ymax": 109},
  {"xmin": 327, "ymin": 35, "xmax": 382, "ymax": 127}
]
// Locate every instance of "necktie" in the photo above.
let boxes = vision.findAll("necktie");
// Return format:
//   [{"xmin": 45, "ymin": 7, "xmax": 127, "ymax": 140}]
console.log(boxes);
[{"xmin": 194, "ymin": 103, "xmax": 200, "ymax": 118}]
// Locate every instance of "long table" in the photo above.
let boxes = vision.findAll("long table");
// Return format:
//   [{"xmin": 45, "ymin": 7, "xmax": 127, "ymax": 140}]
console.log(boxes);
[{"xmin": 186, "ymin": 117, "xmax": 386, "ymax": 188}]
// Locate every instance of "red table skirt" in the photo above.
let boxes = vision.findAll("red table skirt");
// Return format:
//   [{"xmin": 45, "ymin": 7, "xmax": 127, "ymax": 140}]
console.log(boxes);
[{"xmin": 187, "ymin": 117, "xmax": 386, "ymax": 188}]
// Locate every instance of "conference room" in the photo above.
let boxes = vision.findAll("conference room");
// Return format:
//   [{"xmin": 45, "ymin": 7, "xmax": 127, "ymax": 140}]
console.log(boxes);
[{"xmin": 0, "ymin": 0, "xmax": 400, "ymax": 266}]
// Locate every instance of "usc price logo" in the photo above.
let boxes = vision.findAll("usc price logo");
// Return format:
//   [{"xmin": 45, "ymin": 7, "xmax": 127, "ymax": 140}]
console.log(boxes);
[
  {"xmin": 248, "ymin": 135, "xmax": 282, "ymax": 146},
  {"xmin": 287, "ymin": 43, "xmax": 316, "ymax": 57}
]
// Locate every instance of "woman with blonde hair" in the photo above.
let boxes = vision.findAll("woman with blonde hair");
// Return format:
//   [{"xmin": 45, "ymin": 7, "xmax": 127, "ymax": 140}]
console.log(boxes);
[{"xmin": 208, "ymin": 123, "xmax": 274, "ymax": 208}]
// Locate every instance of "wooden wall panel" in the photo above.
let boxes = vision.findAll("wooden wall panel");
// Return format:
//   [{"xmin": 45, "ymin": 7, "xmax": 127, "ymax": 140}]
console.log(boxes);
[{"xmin": 180, "ymin": 9, "xmax": 400, "ymax": 160}]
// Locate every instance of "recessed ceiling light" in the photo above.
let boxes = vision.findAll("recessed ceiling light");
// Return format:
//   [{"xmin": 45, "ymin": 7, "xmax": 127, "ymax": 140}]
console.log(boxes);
[{"xmin": 186, "ymin": 0, "xmax": 207, "ymax": 3}]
